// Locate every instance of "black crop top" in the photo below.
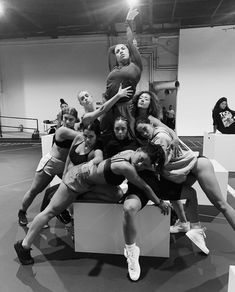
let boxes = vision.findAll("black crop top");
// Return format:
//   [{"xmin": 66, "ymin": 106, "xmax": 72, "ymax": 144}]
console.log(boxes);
[
  {"xmin": 103, "ymin": 157, "xmax": 129, "ymax": 186},
  {"xmin": 53, "ymin": 135, "xmax": 73, "ymax": 149},
  {"xmin": 69, "ymin": 140, "xmax": 103, "ymax": 166}
]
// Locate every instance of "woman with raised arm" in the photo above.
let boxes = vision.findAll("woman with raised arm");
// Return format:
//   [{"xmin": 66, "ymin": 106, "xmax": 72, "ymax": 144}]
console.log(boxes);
[
  {"xmin": 77, "ymin": 84, "xmax": 133, "ymax": 128},
  {"xmin": 100, "ymin": 8, "xmax": 143, "ymax": 143}
]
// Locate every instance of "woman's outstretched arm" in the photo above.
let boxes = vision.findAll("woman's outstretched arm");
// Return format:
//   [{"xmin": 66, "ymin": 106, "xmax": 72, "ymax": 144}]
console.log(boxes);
[{"xmin": 82, "ymin": 84, "xmax": 133, "ymax": 126}]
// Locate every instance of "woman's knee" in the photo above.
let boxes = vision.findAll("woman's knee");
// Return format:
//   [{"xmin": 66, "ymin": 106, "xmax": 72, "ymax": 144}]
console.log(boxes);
[
  {"xmin": 123, "ymin": 198, "xmax": 141, "ymax": 217},
  {"xmin": 196, "ymin": 157, "xmax": 214, "ymax": 174}
]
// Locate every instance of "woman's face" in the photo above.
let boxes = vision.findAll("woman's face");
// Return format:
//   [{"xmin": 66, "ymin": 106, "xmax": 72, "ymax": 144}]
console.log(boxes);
[
  {"xmin": 114, "ymin": 119, "xmax": 128, "ymax": 140},
  {"xmin": 219, "ymin": 101, "xmax": 227, "ymax": 110},
  {"xmin": 78, "ymin": 91, "xmax": 93, "ymax": 107},
  {"xmin": 131, "ymin": 149, "xmax": 152, "ymax": 171},
  {"xmin": 115, "ymin": 44, "xmax": 130, "ymax": 64},
  {"xmin": 62, "ymin": 114, "xmax": 76, "ymax": 129},
  {"xmin": 136, "ymin": 122, "xmax": 154, "ymax": 140},
  {"xmin": 61, "ymin": 103, "xmax": 68, "ymax": 111},
  {"xmin": 137, "ymin": 93, "xmax": 151, "ymax": 109},
  {"xmin": 83, "ymin": 129, "xmax": 97, "ymax": 148}
]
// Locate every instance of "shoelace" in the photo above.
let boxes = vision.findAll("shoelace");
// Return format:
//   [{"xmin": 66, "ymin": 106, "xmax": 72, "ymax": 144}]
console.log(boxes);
[
  {"xmin": 200, "ymin": 227, "xmax": 207, "ymax": 238},
  {"xmin": 174, "ymin": 219, "xmax": 181, "ymax": 226},
  {"xmin": 126, "ymin": 251, "xmax": 137, "ymax": 271}
]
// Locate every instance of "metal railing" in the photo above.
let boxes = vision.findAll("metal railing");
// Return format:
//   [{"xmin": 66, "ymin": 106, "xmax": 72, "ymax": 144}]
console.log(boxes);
[{"xmin": 0, "ymin": 115, "xmax": 39, "ymax": 138}]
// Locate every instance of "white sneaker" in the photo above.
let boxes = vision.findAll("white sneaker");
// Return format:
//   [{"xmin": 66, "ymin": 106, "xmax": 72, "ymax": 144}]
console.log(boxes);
[
  {"xmin": 170, "ymin": 219, "xmax": 190, "ymax": 233},
  {"xmin": 124, "ymin": 245, "xmax": 141, "ymax": 281},
  {"xmin": 186, "ymin": 227, "xmax": 209, "ymax": 255}
]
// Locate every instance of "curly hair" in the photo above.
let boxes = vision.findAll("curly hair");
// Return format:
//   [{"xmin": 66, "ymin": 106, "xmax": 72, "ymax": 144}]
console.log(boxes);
[
  {"xmin": 131, "ymin": 91, "xmax": 162, "ymax": 119},
  {"xmin": 141, "ymin": 143, "xmax": 165, "ymax": 171}
]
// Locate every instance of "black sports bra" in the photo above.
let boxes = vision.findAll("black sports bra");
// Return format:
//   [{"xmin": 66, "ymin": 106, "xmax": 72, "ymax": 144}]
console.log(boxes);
[
  {"xmin": 53, "ymin": 135, "xmax": 73, "ymax": 149},
  {"xmin": 103, "ymin": 157, "xmax": 129, "ymax": 185},
  {"xmin": 69, "ymin": 141, "xmax": 89, "ymax": 165},
  {"xmin": 69, "ymin": 140, "xmax": 103, "ymax": 166}
]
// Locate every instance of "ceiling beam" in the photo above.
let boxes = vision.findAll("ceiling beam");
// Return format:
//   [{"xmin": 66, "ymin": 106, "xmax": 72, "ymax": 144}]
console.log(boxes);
[
  {"xmin": 171, "ymin": 0, "xmax": 177, "ymax": 22},
  {"xmin": 147, "ymin": 0, "xmax": 153, "ymax": 28},
  {"xmin": 211, "ymin": 0, "xmax": 224, "ymax": 18},
  {"xmin": 80, "ymin": 0, "xmax": 96, "ymax": 24}
]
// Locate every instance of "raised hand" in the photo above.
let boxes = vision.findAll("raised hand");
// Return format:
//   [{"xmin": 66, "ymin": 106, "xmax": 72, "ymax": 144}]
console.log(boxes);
[
  {"xmin": 126, "ymin": 8, "xmax": 139, "ymax": 22},
  {"xmin": 117, "ymin": 84, "xmax": 133, "ymax": 99}
]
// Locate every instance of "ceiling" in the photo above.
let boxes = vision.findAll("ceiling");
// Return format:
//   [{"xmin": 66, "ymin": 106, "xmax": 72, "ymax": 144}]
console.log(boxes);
[{"xmin": 0, "ymin": 0, "xmax": 235, "ymax": 40}]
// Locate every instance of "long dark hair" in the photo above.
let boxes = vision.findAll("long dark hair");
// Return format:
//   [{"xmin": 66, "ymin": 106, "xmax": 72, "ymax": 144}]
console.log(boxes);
[
  {"xmin": 131, "ymin": 91, "xmax": 162, "ymax": 119},
  {"xmin": 212, "ymin": 97, "xmax": 230, "ymax": 113}
]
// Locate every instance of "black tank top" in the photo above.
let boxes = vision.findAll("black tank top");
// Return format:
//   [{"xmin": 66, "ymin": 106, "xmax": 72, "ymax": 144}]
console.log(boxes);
[{"xmin": 103, "ymin": 157, "xmax": 129, "ymax": 185}]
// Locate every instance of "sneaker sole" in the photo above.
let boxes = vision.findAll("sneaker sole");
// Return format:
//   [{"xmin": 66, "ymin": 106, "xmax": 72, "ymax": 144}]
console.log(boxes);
[
  {"xmin": 129, "ymin": 263, "xmax": 140, "ymax": 281},
  {"xmin": 186, "ymin": 232, "xmax": 209, "ymax": 255},
  {"xmin": 170, "ymin": 228, "xmax": 190, "ymax": 233}
]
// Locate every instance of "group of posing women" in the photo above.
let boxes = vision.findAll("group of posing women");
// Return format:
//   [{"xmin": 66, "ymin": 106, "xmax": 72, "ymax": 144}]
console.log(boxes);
[{"xmin": 14, "ymin": 7, "xmax": 235, "ymax": 282}]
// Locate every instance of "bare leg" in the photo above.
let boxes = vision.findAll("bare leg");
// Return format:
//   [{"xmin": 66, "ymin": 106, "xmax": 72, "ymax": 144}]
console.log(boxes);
[
  {"xmin": 191, "ymin": 157, "xmax": 235, "ymax": 230},
  {"xmin": 21, "ymin": 171, "xmax": 54, "ymax": 212},
  {"xmin": 22, "ymin": 182, "xmax": 78, "ymax": 248},
  {"xmin": 123, "ymin": 194, "xmax": 142, "ymax": 244},
  {"xmin": 123, "ymin": 194, "xmax": 141, "ymax": 281}
]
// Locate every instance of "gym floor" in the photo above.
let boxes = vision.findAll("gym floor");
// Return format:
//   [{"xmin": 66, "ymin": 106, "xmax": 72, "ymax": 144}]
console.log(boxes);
[{"xmin": 0, "ymin": 137, "xmax": 235, "ymax": 292}]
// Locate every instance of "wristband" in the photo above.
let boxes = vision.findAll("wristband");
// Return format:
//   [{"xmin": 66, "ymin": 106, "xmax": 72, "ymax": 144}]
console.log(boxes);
[{"xmin": 156, "ymin": 199, "xmax": 163, "ymax": 206}]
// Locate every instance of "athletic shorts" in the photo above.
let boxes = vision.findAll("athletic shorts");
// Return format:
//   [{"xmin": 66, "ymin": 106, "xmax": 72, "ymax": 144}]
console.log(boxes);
[
  {"xmin": 63, "ymin": 163, "xmax": 94, "ymax": 194},
  {"xmin": 123, "ymin": 170, "xmax": 184, "ymax": 208},
  {"xmin": 157, "ymin": 176, "xmax": 183, "ymax": 201},
  {"xmin": 36, "ymin": 153, "xmax": 65, "ymax": 177}
]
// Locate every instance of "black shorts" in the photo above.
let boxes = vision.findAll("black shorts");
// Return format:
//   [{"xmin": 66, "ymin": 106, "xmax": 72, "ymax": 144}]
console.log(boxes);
[
  {"xmin": 123, "ymin": 170, "xmax": 184, "ymax": 208},
  {"xmin": 157, "ymin": 176, "xmax": 183, "ymax": 201}
]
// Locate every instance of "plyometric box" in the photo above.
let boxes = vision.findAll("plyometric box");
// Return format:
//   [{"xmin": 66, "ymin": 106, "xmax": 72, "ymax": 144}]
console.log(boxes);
[
  {"xmin": 192, "ymin": 159, "xmax": 228, "ymax": 206},
  {"xmin": 203, "ymin": 132, "xmax": 235, "ymax": 172},
  {"xmin": 73, "ymin": 202, "xmax": 170, "ymax": 258},
  {"xmin": 228, "ymin": 265, "xmax": 235, "ymax": 292}
]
